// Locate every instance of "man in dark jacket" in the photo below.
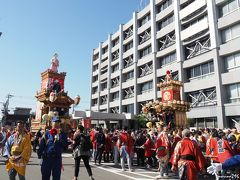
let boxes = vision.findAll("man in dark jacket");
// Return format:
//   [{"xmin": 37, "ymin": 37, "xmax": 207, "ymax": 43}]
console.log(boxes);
[
  {"xmin": 94, "ymin": 127, "xmax": 105, "ymax": 165},
  {"xmin": 37, "ymin": 118, "xmax": 67, "ymax": 180}
]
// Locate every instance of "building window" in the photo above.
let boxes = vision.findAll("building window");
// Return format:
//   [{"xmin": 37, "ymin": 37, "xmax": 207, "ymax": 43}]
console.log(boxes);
[
  {"xmin": 159, "ymin": 52, "xmax": 176, "ymax": 67},
  {"xmin": 101, "ymin": 57, "xmax": 107, "ymax": 63},
  {"xmin": 219, "ymin": 0, "xmax": 239, "ymax": 17},
  {"xmin": 101, "ymin": 81, "xmax": 107, "ymax": 91},
  {"xmin": 124, "ymin": 41, "xmax": 133, "ymax": 52},
  {"xmin": 102, "ymin": 46, "xmax": 108, "ymax": 54},
  {"xmin": 100, "ymin": 95, "xmax": 108, "ymax": 105},
  {"xmin": 111, "ymin": 107, "xmax": 119, "ymax": 113},
  {"xmin": 158, "ymin": 32, "xmax": 175, "ymax": 51},
  {"xmin": 227, "ymin": 83, "xmax": 240, "ymax": 103},
  {"xmin": 111, "ymin": 77, "xmax": 119, "ymax": 88},
  {"xmin": 157, "ymin": 14, "xmax": 174, "ymax": 31},
  {"xmin": 185, "ymin": 36, "xmax": 211, "ymax": 59},
  {"xmin": 123, "ymin": 87, "xmax": 134, "ymax": 99},
  {"xmin": 156, "ymin": 0, "xmax": 172, "ymax": 14},
  {"xmin": 139, "ymin": 28, "xmax": 151, "ymax": 45},
  {"xmin": 124, "ymin": 55, "xmax": 134, "ymax": 68},
  {"xmin": 139, "ymin": 46, "xmax": 152, "ymax": 59},
  {"xmin": 180, "ymin": 0, "xmax": 195, "ymax": 10},
  {"xmin": 112, "ymin": 37, "xmax": 119, "ymax": 47},
  {"xmin": 221, "ymin": 23, "xmax": 240, "ymax": 43},
  {"xmin": 124, "ymin": 26, "xmax": 133, "ymax": 40},
  {"xmin": 124, "ymin": 70, "xmax": 134, "ymax": 82},
  {"xmin": 140, "ymin": 81, "xmax": 153, "ymax": 94},
  {"xmin": 139, "ymin": 62, "xmax": 153, "ymax": 77},
  {"xmin": 112, "ymin": 64, "xmax": 119, "ymax": 73},
  {"xmin": 187, "ymin": 61, "xmax": 214, "ymax": 81},
  {"xmin": 101, "ymin": 66, "xmax": 108, "ymax": 75},
  {"xmin": 93, "ymin": 64, "xmax": 98, "ymax": 72},
  {"xmin": 123, "ymin": 104, "xmax": 134, "ymax": 113},
  {"xmin": 92, "ymin": 98, "xmax": 98, "ymax": 106},
  {"xmin": 112, "ymin": 50, "xmax": 119, "ymax": 61},
  {"xmin": 187, "ymin": 88, "xmax": 217, "ymax": 107},
  {"xmin": 93, "ymin": 53, "xmax": 99, "ymax": 61},
  {"xmin": 224, "ymin": 52, "xmax": 240, "ymax": 72},
  {"xmin": 182, "ymin": 14, "xmax": 208, "ymax": 30},
  {"xmin": 139, "ymin": 13, "xmax": 151, "ymax": 27},
  {"xmin": 92, "ymin": 75, "xmax": 98, "ymax": 82},
  {"xmin": 111, "ymin": 92, "xmax": 119, "ymax": 101},
  {"xmin": 92, "ymin": 87, "xmax": 98, "ymax": 94}
]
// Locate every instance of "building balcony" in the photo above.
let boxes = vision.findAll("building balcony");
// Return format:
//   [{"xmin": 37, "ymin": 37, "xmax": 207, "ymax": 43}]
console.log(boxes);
[
  {"xmin": 100, "ymin": 73, "xmax": 108, "ymax": 81},
  {"xmin": 110, "ymin": 100, "xmax": 119, "ymax": 108},
  {"xmin": 219, "ymin": 37, "xmax": 240, "ymax": 57},
  {"xmin": 123, "ymin": 49, "xmax": 133, "ymax": 59},
  {"xmin": 100, "ymin": 89, "xmax": 108, "ymax": 96},
  {"xmin": 221, "ymin": 69, "xmax": 240, "ymax": 85},
  {"xmin": 122, "ymin": 97, "xmax": 134, "ymax": 105},
  {"xmin": 137, "ymin": 90, "xmax": 154, "ymax": 102},
  {"xmin": 92, "ymin": 81, "xmax": 98, "ymax": 87},
  {"xmin": 156, "ymin": 5, "xmax": 174, "ymax": 22},
  {"xmin": 181, "ymin": 18, "xmax": 208, "ymax": 41},
  {"xmin": 156, "ymin": 23, "xmax": 175, "ymax": 39},
  {"xmin": 187, "ymin": 106, "xmax": 218, "ymax": 118},
  {"xmin": 122, "ymin": 79, "xmax": 135, "ymax": 89},
  {"xmin": 137, "ymin": 73, "xmax": 153, "ymax": 84},
  {"xmin": 138, "ymin": 21, "xmax": 151, "ymax": 35},
  {"xmin": 100, "ymin": 60, "xmax": 108, "ymax": 69},
  {"xmin": 91, "ymin": 93, "xmax": 99, "ymax": 99},
  {"xmin": 224, "ymin": 103, "xmax": 240, "ymax": 116},
  {"xmin": 184, "ymin": 75, "xmax": 217, "ymax": 93},
  {"xmin": 93, "ymin": 57, "xmax": 100, "ymax": 66},
  {"xmin": 180, "ymin": 0, "xmax": 207, "ymax": 21},
  {"xmin": 92, "ymin": 70, "xmax": 98, "ymax": 76}
]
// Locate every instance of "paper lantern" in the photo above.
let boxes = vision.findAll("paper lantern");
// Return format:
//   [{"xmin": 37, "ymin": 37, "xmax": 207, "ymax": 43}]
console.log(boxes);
[
  {"xmin": 74, "ymin": 95, "xmax": 81, "ymax": 105},
  {"xmin": 49, "ymin": 92, "xmax": 57, "ymax": 102}
]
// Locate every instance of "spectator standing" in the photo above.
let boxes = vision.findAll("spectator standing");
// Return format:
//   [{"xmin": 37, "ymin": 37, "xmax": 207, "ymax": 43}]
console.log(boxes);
[{"xmin": 72, "ymin": 125, "xmax": 94, "ymax": 180}]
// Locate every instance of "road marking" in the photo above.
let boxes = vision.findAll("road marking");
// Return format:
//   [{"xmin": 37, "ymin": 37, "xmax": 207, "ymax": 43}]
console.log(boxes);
[{"xmin": 92, "ymin": 164, "xmax": 157, "ymax": 180}]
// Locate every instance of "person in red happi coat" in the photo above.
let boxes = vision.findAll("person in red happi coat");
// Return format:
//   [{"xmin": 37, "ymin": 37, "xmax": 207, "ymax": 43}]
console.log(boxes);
[
  {"xmin": 206, "ymin": 129, "xmax": 219, "ymax": 163},
  {"xmin": 142, "ymin": 134, "xmax": 155, "ymax": 168},
  {"xmin": 217, "ymin": 131, "xmax": 235, "ymax": 163},
  {"xmin": 172, "ymin": 129, "xmax": 206, "ymax": 180}
]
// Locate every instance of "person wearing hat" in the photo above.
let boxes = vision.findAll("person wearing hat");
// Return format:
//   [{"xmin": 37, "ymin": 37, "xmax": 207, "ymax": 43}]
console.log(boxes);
[{"xmin": 37, "ymin": 116, "xmax": 67, "ymax": 180}]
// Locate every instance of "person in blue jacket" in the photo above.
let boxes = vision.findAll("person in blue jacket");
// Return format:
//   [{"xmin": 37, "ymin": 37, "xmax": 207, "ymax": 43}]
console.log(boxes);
[
  {"xmin": 207, "ymin": 155, "xmax": 240, "ymax": 175},
  {"xmin": 37, "ymin": 117, "xmax": 67, "ymax": 180}
]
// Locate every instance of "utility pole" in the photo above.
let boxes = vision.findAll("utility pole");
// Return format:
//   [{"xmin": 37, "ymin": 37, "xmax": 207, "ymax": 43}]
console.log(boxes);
[{"xmin": 1, "ymin": 94, "xmax": 14, "ymax": 126}]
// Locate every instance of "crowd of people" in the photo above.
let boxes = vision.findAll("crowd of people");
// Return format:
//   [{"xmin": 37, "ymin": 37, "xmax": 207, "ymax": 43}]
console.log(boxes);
[{"xmin": 1, "ymin": 120, "xmax": 240, "ymax": 180}]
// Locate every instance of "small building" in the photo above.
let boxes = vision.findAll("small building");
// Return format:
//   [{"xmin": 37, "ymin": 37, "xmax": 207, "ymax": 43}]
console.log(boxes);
[
  {"xmin": 4, "ymin": 107, "xmax": 32, "ymax": 128},
  {"xmin": 72, "ymin": 110, "xmax": 134, "ymax": 129}
]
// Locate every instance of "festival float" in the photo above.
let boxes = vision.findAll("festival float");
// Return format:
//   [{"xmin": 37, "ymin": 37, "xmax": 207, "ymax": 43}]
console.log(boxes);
[
  {"xmin": 142, "ymin": 70, "xmax": 190, "ymax": 129},
  {"xmin": 31, "ymin": 54, "xmax": 74, "ymax": 133}
]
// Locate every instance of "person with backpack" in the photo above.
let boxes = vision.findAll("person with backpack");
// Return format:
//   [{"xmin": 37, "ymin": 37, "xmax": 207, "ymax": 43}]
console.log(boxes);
[
  {"xmin": 72, "ymin": 125, "xmax": 94, "ymax": 180},
  {"xmin": 94, "ymin": 127, "xmax": 105, "ymax": 165}
]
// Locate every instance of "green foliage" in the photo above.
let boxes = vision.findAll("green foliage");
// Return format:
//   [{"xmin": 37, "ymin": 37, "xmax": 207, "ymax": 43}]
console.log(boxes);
[{"xmin": 134, "ymin": 114, "xmax": 148, "ymax": 128}]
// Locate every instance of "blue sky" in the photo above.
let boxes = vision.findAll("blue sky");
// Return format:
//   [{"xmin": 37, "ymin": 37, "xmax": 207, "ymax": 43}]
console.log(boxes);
[{"xmin": 0, "ymin": 0, "xmax": 149, "ymax": 113}]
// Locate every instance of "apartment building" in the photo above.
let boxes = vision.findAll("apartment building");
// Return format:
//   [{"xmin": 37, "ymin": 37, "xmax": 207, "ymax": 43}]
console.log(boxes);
[{"xmin": 90, "ymin": 0, "xmax": 240, "ymax": 129}]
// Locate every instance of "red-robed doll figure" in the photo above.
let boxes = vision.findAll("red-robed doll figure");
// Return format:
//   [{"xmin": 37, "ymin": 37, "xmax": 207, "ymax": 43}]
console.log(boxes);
[{"xmin": 172, "ymin": 129, "xmax": 206, "ymax": 180}]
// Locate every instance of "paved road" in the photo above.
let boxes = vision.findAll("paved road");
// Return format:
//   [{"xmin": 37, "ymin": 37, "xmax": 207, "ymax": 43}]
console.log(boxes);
[{"xmin": 0, "ymin": 153, "xmax": 214, "ymax": 180}]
